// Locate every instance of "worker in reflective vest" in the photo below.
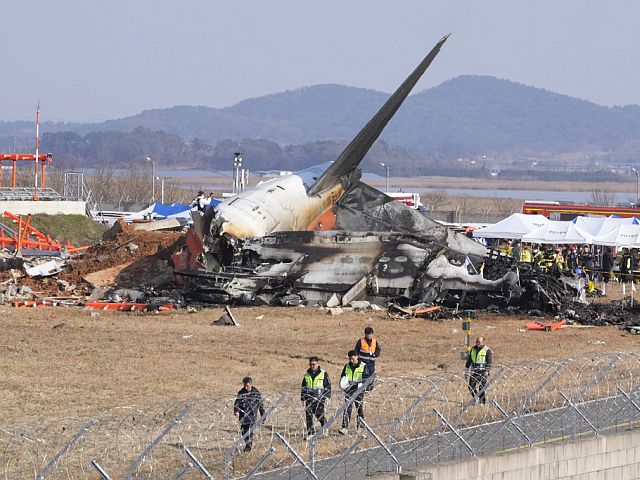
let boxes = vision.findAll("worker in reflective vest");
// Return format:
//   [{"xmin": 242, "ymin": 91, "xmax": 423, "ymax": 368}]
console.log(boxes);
[
  {"xmin": 355, "ymin": 326, "xmax": 381, "ymax": 376},
  {"xmin": 300, "ymin": 356, "xmax": 332, "ymax": 437},
  {"xmin": 464, "ymin": 337, "xmax": 493, "ymax": 405},
  {"xmin": 338, "ymin": 350, "xmax": 371, "ymax": 435}
]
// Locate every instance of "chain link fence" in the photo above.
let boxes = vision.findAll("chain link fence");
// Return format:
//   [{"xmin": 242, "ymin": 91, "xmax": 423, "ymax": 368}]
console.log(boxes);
[{"xmin": 3, "ymin": 352, "xmax": 640, "ymax": 479}]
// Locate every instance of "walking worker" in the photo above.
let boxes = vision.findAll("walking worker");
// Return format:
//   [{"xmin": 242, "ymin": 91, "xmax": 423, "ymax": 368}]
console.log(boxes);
[
  {"xmin": 233, "ymin": 376, "xmax": 265, "ymax": 452},
  {"xmin": 301, "ymin": 356, "xmax": 332, "ymax": 437},
  {"xmin": 338, "ymin": 350, "xmax": 371, "ymax": 435},
  {"xmin": 355, "ymin": 327, "xmax": 381, "ymax": 375},
  {"xmin": 465, "ymin": 337, "xmax": 492, "ymax": 405}
]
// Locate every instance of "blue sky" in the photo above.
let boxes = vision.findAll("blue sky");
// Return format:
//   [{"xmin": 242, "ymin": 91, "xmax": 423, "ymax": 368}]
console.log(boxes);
[{"xmin": 1, "ymin": 1, "xmax": 638, "ymax": 122}]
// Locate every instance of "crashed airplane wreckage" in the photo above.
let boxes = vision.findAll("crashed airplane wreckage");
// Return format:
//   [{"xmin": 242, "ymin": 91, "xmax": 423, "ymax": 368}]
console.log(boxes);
[{"xmin": 177, "ymin": 35, "xmax": 575, "ymax": 310}]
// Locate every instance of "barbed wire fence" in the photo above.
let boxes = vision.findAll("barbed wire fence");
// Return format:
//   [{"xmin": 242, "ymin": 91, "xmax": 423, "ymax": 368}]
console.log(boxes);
[{"xmin": 2, "ymin": 351, "xmax": 640, "ymax": 479}]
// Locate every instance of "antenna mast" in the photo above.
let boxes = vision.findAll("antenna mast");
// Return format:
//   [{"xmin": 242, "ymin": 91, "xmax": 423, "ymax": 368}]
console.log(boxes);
[{"xmin": 34, "ymin": 100, "xmax": 40, "ymax": 200}]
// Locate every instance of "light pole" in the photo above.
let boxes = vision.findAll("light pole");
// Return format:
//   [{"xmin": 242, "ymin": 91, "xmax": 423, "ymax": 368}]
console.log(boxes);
[
  {"xmin": 157, "ymin": 176, "xmax": 165, "ymax": 204},
  {"xmin": 146, "ymin": 156, "xmax": 155, "ymax": 204},
  {"xmin": 233, "ymin": 152, "xmax": 243, "ymax": 194},
  {"xmin": 633, "ymin": 168, "xmax": 639, "ymax": 207},
  {"xmin": 380, "ymin": 162, "xmax": 390, "ymax": 193}
]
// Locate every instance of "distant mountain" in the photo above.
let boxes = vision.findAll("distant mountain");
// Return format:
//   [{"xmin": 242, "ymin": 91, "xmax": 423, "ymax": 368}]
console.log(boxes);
[{"xmin": 3, "ymin": 76, "xmax": 640, "ymax": 158}]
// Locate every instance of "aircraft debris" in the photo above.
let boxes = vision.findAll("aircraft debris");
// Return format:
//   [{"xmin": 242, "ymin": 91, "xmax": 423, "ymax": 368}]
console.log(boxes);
[
  {"xmin": 83, "ymin": 302, "xmax": 177, "ymax": 312},
  {"xmin": 24, "ymin": 259, "xmax": 65, "ymax": 277},
  {"xmin": 346, "ymin": 300, "xmax": 371, "ymax": 310},
  {"xmin": 213, "ymin": 306, "xmax": 239, "ymax": 326},
  {"xmin": 525, "ymin": 319, "xmax": 566, "ymax": 332},
  {"xmin": 388, "ymin": 303, "xmax": 444, "ymax": 320}
]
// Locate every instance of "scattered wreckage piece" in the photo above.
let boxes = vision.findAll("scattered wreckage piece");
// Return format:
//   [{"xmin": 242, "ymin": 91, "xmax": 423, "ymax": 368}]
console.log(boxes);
[
  {"xmin": 130, "ymin": 217, "xmax": 186, "ymax": 232},
  {"xmin": 624, "ymin": 325, "xmax": 640, "ymax": 335},
  {"xmin": 0, "ymin": 254, "xmax": 24, "ymax": 271},
  {"xmin": 0, "ymin": 284, "xmax": 35, "ymax": 304},
  {"xmin": 24, "ymin": 259, "xmax": 66, "ymax": 277},
  {"xmin": 388, "ymin": 302, "xmax": 443, "ymax": 320},
  {"xmin": 525, "ymin": 319, "xmax": 567, "ymax": 332},
  {"xmin": 213, "ymin": 306, "xmax": 239, "ymax": 326},
  {"xmin": 83, "ymin": 302, "xmax": 177, "ymax": 312},
  {"xmin": 12, "ymin": 299, "xmax": 60, "ymax": 308}
]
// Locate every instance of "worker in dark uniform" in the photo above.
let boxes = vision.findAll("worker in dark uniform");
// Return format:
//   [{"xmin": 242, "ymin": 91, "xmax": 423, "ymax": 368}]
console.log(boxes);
[
  {"xmin": 233, "ymin": 376, "xmax": 265, "ymax": 452},
  {"xmin": 338, "ymin": 350, "xmax": 371, "ymax": 435},
  {"xmin": 602, "ymin": 247, "xmax": 615, "ymax": 296},
  {"xmin": 301, "ymin": 356, "xmax": 331, "ymax": 437},
  {"xmin": 465, "ymin": 337, "xmax": 492, "ymax": 405},
  {"xmin": 566, "ymin": 245, "xmax": 579, "ymax": 277},
  {"xmin": 511, "ymin": 241, "xmax": 522, "ymax": 265},
  {"xmin": 355, "ymin": 327, "xmax": 380, "ymax": 390}
]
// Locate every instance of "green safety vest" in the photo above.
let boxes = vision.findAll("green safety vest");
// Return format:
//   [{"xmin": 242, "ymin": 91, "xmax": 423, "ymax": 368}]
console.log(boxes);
[
  {"xmin": 303, "ymin": 370, "xmax": 326, "ymax": 390},
  {"xmin": 344, "ymin": 362, "xmax": 365, "ymax": 385},
  {"xmin": 470, "ymin": 346, "xmax": 489, "ymax": 366}
]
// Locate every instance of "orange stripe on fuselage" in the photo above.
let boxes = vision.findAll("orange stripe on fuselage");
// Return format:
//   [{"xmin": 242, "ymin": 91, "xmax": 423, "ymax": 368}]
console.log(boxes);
[{"xmin": 306, "ymin": 184, "xmax": 344, "ymax": 231}]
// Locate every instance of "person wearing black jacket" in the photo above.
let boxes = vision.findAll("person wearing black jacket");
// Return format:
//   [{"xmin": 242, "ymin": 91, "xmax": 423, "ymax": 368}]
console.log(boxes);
[
  {"xmin": 602, "ymin": 248, "xmax": 615, "ymax": 296},
  {"xmin": 338, "ymin": 350, "xmax": 371, "ymax": 435},
  {"xmin": 233, "ymin": 377, "xmax": 265, "ymax": 452},
  {"xmin": 300, "ymin": 356, "xmax": 332, "ymax": 437}
]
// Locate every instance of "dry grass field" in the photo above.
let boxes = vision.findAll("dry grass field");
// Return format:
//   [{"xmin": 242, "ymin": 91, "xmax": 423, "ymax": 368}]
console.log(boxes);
[{"xmin": 2, "ymin": 294, "xmax": 638, "ymax": 427}]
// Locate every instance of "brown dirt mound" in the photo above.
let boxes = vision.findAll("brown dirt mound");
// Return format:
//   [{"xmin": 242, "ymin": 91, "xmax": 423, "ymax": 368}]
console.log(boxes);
[{"xmin": 1, "ymin": 223, "xmax": 185, "ymax": 296}]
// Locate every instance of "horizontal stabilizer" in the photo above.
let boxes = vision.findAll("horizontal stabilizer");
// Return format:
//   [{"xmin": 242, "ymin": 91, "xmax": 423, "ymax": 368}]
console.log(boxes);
[{"xmin": 308, "ymin": 34, "xmax": 450, "ymax": 196}]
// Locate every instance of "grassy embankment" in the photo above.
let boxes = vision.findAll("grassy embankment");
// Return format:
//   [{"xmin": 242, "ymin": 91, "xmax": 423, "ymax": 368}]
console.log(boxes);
[{"xmin": 24, "ymin": 214, "xmax": 106, "ymax": 246}]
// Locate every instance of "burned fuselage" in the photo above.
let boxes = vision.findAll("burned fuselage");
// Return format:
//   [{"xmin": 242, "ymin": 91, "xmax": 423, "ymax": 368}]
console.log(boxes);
[
  {"xmin": 180, "ymin": 181, "xmax": 519, "ymax": 307},
  {"xmin": 177, "ymin": 35, "xmax": 546, "ymax": 308}
]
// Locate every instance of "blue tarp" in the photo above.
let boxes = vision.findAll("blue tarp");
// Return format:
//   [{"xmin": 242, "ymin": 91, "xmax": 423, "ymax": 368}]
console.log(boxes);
[{"xmin": 151, "ymin": 202, "xmax": 191, "ymax": 218}]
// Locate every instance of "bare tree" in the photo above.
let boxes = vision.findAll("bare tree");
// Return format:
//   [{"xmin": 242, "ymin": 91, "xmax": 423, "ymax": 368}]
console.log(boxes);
[
  {"xmin": 591, "ymin": 185, "xmax": 617, "ymax": 205},
  {"xmin": 422, "ymin": 191, "xmax": 449, "ymax": 211}
]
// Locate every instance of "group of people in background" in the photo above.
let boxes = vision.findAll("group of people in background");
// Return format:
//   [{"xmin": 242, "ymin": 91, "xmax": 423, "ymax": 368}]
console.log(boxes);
[
  {"xmin": 233, "ymin": 327, "xmax": 381, "ymax": 452},
  {"xmin": 496, "ymin": 240, "xmax": 638, "ymax": 296}
]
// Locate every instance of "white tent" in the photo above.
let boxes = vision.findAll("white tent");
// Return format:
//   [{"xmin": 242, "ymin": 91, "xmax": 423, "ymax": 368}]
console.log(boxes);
[
  {"xmin": 472, "ymin": 213, "xmax": 549, "ymax": 240},
  {"xmin": 573, "ymin": 216, "xmax": 639, "ymax": 238},
  {"xmin": 591, "ymin": 224, "xmax": 640, "ymax": 247},
  {"xmin": 521, "ymin": 221, "xmax": 592, "ymax": 245}
]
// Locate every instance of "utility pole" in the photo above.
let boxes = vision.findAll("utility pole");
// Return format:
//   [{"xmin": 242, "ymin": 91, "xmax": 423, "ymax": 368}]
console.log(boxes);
[
  {"xmin": 379, "ymin": 162, "xmax": 390, "ymax": 193},
  {"xmin": 146, "ymin": 156, "xmax": 155, "ymax": 203},
  {"xmin": 633, "ymin": 168, "xmax": 639, "ymax": 207}
]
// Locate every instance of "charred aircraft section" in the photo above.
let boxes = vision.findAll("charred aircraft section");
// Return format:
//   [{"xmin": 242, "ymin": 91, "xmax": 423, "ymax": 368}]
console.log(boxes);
[
  {"xmin": 181, "ymin": 183, "xmax": 525, "ymax": 308},
  {"xmin": 177, "ymin": 35, "xmax": 577, "ymax": 311}
]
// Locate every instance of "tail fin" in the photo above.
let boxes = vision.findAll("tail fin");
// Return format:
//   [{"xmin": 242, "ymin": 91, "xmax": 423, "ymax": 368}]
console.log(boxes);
[{"xmin": 308, "ymin": 34, "xmax": 450, "ymax": 196}]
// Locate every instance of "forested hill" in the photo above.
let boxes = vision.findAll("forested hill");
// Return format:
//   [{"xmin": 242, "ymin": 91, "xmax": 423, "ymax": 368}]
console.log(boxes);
[{"xmin": 3, "ymin": 75, "xmax": 640, "ymax": 161}]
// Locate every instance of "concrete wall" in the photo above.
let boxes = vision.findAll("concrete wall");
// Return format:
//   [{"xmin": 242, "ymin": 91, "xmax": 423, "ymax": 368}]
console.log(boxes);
[
  {"xmin": 399, "ymin": 429, "xmax": 640, "ymax": 480},
  {"xmin": 0, "ymin": 201, "xmax": 86, "ymax": 216}
]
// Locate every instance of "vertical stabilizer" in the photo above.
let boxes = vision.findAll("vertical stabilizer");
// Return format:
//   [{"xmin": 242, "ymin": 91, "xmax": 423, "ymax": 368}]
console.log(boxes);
[{"xmin": 308, "ymin": 34, "xmax": 450, "ymax": 196}]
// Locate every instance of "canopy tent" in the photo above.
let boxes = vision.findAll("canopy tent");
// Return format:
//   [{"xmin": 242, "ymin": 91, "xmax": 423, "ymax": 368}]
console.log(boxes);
[
  {"xmin": 572, "ymin": 216, "xmax": 639, "ymax": 237},
  {"xmin": 472, "ymin": 213, "xmax": 549, "ymax": 240},
  {"xmin": 591, "ymin": 224, "xmax": 640, "ymax": 247},
  {"xmin": 521, "ymin": 221, "xmax": 592, "ymax": 245},
  {"xmin": 123, "ymin": 202, "xmax": 204, "ymax": 223}
]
